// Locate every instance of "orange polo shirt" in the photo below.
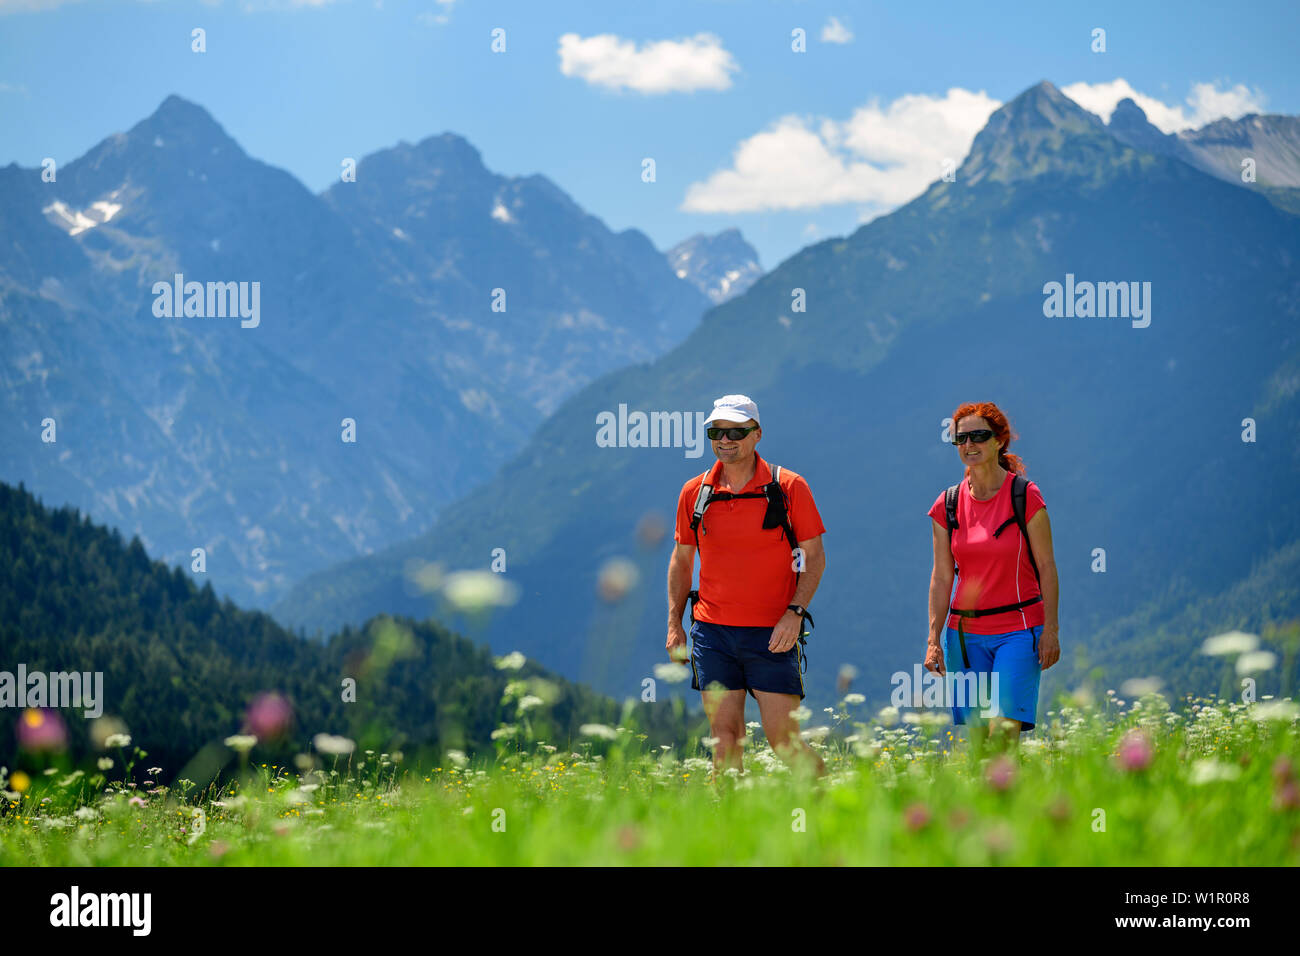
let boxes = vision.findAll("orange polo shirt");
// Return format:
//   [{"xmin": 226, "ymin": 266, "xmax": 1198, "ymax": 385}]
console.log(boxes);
[{"xmin": 674, "ymin": 453, "xmax": 825, "ymax": 627}]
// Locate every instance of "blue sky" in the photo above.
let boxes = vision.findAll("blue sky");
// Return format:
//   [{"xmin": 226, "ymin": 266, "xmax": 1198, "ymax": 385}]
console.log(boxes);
[{"xmin": 3, "ymin": 0, "xmax": 1297, "ymax": 269}]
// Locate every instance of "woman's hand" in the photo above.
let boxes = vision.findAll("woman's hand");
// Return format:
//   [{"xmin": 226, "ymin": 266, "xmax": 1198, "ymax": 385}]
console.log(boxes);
[
  {"xmin": 924, "ymin": 639, "xmax": 945, "ymax": 676},
  {"xmin": 1038, "ymin": 625, "xmax": 1060, "ymax": 670}
]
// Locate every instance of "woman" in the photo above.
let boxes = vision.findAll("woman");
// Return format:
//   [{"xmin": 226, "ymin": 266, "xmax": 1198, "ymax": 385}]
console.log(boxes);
[{"xmin": 924, "ymin": 402, "xmax": 1060, "ymax": 745}]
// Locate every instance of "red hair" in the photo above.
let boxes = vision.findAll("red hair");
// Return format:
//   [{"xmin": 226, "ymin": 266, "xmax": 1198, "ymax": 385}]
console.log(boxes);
[{"xmin": 952, "ymin": 401, "xmax": 1026, "ymax": 476}]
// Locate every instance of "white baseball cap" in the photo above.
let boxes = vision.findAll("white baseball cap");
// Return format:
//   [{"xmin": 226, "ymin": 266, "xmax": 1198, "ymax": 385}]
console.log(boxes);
[{"xmin": 706, "ymin": 394, "xmax": 760, "ymax": 426}]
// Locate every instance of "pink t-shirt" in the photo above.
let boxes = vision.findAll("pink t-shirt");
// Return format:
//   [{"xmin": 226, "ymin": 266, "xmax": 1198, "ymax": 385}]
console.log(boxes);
[{"xmin": 927, "ymin": 472, "xmax": 1046, "ymax": 634}]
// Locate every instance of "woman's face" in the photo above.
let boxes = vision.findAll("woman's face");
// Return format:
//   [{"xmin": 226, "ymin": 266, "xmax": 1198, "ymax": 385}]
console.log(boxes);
[{"xmin": 955, "ymin": 415, "xmax": 1002, "ymax": 468}]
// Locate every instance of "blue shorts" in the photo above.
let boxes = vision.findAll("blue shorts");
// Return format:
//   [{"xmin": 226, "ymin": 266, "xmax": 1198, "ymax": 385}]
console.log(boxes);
[
  {"xmin": 942, "ymin": 625, "xmax": 1043, "ymax": 731},
  {"xmin": 689, "ymin": 619, "xmax": 805, "ymax": 699}
]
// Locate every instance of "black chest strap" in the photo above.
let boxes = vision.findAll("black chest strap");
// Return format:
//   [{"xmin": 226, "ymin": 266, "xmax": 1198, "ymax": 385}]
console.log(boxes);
[
  {"xmin": 944, "ymin": 473, "xmax": 1043, "ymax": 668},
  {"xmin": 687, "ymin": 464, "xmax": 810, "ymax": 663}
]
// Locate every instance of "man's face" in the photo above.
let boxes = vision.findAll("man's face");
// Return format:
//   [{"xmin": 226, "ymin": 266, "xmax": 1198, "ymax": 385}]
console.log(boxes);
[{"xmin": 710, "ymin": 418, "xmax": 760, "ymax": 464}]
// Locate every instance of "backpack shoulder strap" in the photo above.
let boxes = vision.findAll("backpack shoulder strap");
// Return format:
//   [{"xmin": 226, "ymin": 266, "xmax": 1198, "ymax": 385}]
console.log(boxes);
[
  {"xmin": 943, "ymin": 483, "xmax": 961, "ymax": 576},
  {"xmin": 944, "ymin": 483, "xmax": 960, "ymax": 532},
  {"xmin": 689, "ymin": 473, "xmax": 713, "ymax": 533},
  {"xmin": 1011, "ymin": 474, "xmax": 1041, "ymax": 584},
  {"xmin": 763, "ymin": 464, "xmax": 799, "ymax": 551}
]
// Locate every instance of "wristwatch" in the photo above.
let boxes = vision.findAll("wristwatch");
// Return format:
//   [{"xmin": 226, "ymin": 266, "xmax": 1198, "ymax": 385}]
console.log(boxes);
[{"xmin": 787, "ymin": 604, "xmax": 806, "ymax": 617}]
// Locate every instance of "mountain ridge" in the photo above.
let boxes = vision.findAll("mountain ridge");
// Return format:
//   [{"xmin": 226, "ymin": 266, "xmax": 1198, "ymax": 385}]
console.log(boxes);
[
  {"xmin": 272, "ymin": 81, "xmax": 1300, "ymax": 710},
  {"xmin": 1, "ymin": 94, "xmax": 712, "ymax": 606}
]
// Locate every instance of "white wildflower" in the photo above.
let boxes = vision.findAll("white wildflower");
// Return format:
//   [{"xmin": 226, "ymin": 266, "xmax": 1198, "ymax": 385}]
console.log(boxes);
[
  {"xmin": 312, "ymin": 733, "xmax": 356, "ymax": 756},
  {"xmin": 1250, "ymin": 700, "xmax": 1300, "ymax": 723},
  {"xmin": 494, "ymin": 651, "xmax": 526, "ymax": 671},
  {"xmin": 1236, "ymin": 651, "xmax": 1277, "ymax": 675},
  {"xmin": 1120, "ymin": 677, "xmax": 1164, "ymax": 697},
  {"xmin": 445, "ymin": 571, "xmax": 519, "ymax": 612},
  {"xmin": 1188, "ymin": 759, "xmax": 1242, "ymax": 785},
  {"xmin": 653, "ymin": 662, "xmax": 690, "ymax": 683},
  {"xmin": 1200, "ymin": 631, "xmax": 1259, "ymax": 656},
  {"xmin": 580, "ymin": 724, "xmax": 618, "ymax": 741}
]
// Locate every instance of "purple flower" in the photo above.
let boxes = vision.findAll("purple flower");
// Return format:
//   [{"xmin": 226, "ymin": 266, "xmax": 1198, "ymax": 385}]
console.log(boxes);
[
  {"xmin": 1048, "ymin": 794, "xmax": 1072, "ymax": 825},
  {"xmin": 1275, "ymin": 780, "xmax": 1300, "ymax": 812},
  {"xmin": 1272, "ymin": 755, "xmax": 1294, "ymax": 784},
  {"xmin": 903, "ymin": 802, "xmax": 931, "ymax": 831},
  {"xmin": 17, "ymin": 708, "xmax": 67, "ymax": 753},
  {"xmin": 985, "ymin": 755, "xmax": 1016, "ymax": 791},
  {"xmin": 245, "ymin": 693, "xmax": 293, "ymax": 740},
  {"xmin": 1115, "ymin": 729, "xmax": 1153, "ymax": 772}
]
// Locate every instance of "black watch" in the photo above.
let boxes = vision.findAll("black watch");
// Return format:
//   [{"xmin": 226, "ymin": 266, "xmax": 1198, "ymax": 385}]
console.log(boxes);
[{"xmin": 787, "ymin": 604, "xmax": 805, "ymax": 616}]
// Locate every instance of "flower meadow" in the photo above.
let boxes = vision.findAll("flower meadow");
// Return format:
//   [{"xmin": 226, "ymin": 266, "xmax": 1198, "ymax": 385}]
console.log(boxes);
[{"xmin": 3, "ymin": 678, "xmax": 1298, "ymax": 866}]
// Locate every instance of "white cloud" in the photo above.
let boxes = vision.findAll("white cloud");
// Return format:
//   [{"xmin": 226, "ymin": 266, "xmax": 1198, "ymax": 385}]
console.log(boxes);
[
  {"xmin": 558, "ymin": 32, "xmax": 738, "ymax": 94},
  {"xmin": 0, "ymin": 0, "xmax": 86, "ymax": 12},
  {"xmin": 1061, "ymin": 78, "xmax": 1266, "ymax": 132},
  {"xmin": 682, "ymin": 87, "xmax": 1000, "ymax": 213},
  {"xmin": 820, "ymin": 16, "xmax": 853, "ymax": 44},
  {"xmin": 200, "ymin": 0, "xmax": 345, "ymax": 9},
  {"xmin": 416, "ymin": 0, "xmax": 455, "ymax": 22}
]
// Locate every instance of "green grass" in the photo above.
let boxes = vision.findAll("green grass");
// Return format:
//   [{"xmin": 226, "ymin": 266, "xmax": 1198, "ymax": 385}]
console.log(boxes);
[{"xmin": 3, "ymin": 692, "xmax": 1298, "ymax": 866}]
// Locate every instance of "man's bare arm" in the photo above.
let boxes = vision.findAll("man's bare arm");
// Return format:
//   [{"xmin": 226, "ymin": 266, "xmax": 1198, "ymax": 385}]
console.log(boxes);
[
  {"xmin": 789, "ymin": 535, "xmax": 825, "ymax": 609},
  {"xmin": 667, "ymin": 542, "xmax": 695, "ymax": 625}
]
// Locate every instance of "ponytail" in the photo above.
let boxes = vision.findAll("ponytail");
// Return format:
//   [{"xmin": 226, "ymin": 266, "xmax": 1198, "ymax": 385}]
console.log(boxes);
[{"xmin": 998, "ymin": 449, "xmax": 1026, "ymax": 476}]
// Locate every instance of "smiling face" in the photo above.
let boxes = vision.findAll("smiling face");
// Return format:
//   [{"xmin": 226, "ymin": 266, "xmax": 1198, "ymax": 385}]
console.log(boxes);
[
  {"xmin": 711, "ymin": 418, "xmax": 761, "ymax": 465},
  {"xmin": 955, "ymin": 415, "xmax": 1002, "ymax": 467}
]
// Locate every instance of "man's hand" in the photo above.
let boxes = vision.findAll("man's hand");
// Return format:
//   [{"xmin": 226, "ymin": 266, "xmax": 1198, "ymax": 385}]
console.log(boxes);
[
  {"xmin": 769, "ymin": 610, "xmax": 803, "ymax": 653},
  {"xmin": 666, "ymin": 622, "xmax": 690, "ymax": 662},
  {"xmin": 1038, "ymin": 625, "xmax": 1060, "ymax": 670},
  {"xmin": 924, "ymin": 639, "xmax": 945, "ymax": 676}
]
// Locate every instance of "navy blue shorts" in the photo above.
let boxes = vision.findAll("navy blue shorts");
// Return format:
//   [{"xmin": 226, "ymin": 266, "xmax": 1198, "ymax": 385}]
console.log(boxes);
[{"xmin": 689, "ymin": 619, "xmax": 805, "ymax": 699}]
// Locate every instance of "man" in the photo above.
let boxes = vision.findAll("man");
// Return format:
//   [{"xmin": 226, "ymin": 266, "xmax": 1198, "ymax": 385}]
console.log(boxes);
[{"xmin": 666, "ymin": 394, "xmax": 827, "ymax": 775}]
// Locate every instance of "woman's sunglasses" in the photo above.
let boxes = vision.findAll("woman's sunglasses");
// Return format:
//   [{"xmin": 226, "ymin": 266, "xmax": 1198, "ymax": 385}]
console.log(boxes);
[
  {"xmin": 952, "ymin": 429, "xmax": 995, "ymax": 445},
  {"xmin": 707, "ymin": 425, "xmax": 759, "ymax": 441}
]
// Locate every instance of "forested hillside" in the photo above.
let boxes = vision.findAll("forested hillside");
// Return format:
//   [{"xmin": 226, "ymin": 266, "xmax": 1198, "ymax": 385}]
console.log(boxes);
[{"xmin": 0, "ymin": 482, "xmax": 695, "ymax": 772}]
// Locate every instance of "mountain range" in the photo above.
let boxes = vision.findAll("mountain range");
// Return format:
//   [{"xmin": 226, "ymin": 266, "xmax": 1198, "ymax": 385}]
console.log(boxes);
[
  {"xmin": 666, "ymin": 228, "xmax": 764, "ymax": 304},
  {"xmin": 272, "ymin": 81, "xmax": 1300, "ymax": 708},
  {"xmin": 1, "ymin": 96, "xmax": 738, "ymax": 606}
]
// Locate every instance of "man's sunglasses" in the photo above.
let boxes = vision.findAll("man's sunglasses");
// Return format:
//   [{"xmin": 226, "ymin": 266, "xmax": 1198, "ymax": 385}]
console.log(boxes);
[
  {"xmin": 952, "ymin": 429, "xmax": 995, "ymax": 445},
  {"xmin": 707, "ymin": 425, "xmax": 759, "ymax": 441}
]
